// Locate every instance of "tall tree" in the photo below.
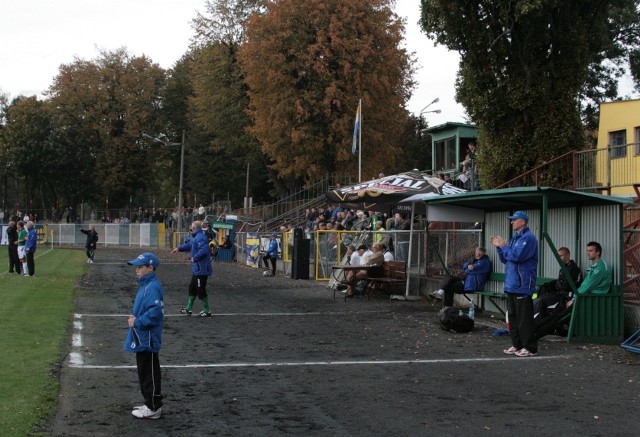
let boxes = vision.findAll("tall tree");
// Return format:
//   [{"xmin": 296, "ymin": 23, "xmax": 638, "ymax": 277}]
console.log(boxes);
[
  {"xmin": 239, "ymin": 0, "xmax": 414, "ymax": 185},
  {"xmin": 0, "ymin": 96, "xmax": 54, "ymax": 211},
  {"xmin": 189, "ymin": 0, "xmax": 273, "ymax": 202},
  {"xmin": 420, "ymin": 0, "xmax": 640, "ymax": 188},
  {"xmin": 47, "ymin": 48, "xmax": 167, "ymax": 207}
]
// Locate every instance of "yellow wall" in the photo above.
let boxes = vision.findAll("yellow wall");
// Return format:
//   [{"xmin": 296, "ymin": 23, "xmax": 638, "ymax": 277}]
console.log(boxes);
[{"xmin": 597, "ymin": 99, "xmax": 640, "ymax": 196}]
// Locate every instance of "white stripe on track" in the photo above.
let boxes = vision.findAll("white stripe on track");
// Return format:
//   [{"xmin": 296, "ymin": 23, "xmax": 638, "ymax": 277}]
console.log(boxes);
[
  {"xmin": 70, "ymin": 355, "xmax": 572, "ymax": 369},
  {"xmin": 75, "ymin": 310, "xmax": 392, "ymax": 318}
]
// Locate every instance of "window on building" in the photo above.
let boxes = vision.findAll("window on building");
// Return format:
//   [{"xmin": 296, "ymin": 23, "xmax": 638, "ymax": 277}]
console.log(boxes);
[
  {"xmin": 609, "ymin": 130, "xmax": 626, "ymax": 158},
  {"xmin": 434, "ymin": 137, "xmax": 457, "ymax": 172},
  {"xmin": 635, "ymin": 126, "xmax": 640, "ymax": 155}
]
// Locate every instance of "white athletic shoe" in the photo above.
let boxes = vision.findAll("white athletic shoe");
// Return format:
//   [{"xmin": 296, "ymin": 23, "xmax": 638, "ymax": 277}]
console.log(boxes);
[
  {"xmin": 132, "ymin": 405, "xmax": 162, "ymax": 419},
  {"xmin": 429, "ymin": 289, "xmax": 444, "ymax": 299}
]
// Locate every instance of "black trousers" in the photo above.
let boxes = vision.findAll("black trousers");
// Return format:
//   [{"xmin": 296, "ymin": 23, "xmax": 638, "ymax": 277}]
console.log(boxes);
[
  {"xmin": 440, "ymin": 275, "xmax": 465, "ymax": 307},
  {"xmin": 506, "ymin": 293, "xmax": 537, "ymax": 353},
  {"xmin": 188, "ymin": 275, "xmax": 208, "ymax": 298},
  {"xmin": 8, "ymin": 245, "xmax": 21, "ymax": 273},
  {"xmin": 263, "ymin": 254, "xmax": 277, "ymax": 274},
  {"xmin": 26, "ymin": 250, "xmax": 35, "ymax": 276},
  {"xmin": 136, "ymin": 351, "xmax": 163, "ymax": 411},
  {"xmin": 86, "ymin": 246, "xmax": 95, "ymax": 260}
]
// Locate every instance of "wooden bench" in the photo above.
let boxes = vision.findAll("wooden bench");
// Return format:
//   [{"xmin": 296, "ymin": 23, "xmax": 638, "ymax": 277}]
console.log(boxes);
[
  {"xmin": 468, "ymin": 273, "xmax": 554, "ymax": 315},
  {"xmin": 365, "ymin": 261, "xmax": 407, "ymax": 297}
]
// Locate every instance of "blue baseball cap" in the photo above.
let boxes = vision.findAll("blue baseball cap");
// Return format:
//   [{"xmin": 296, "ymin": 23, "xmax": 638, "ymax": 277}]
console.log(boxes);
[
  {"xmin": 507, "ymin": 211, "xmax": 529, "ymax": 221},
  {"xmin": 270, "ymin": 232, "xmax": 277, "ymax": 238},
  {"xmin": 127, "ymin": 252, "xmax": 160, "ymax": 269}
]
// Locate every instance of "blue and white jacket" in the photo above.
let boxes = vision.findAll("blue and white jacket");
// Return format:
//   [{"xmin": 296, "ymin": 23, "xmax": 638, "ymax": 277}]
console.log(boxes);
[
  {"xmin": 25, "ymin": 228, "xmax": 37, "ymax": 253},
  {"xmin": 266, "ymin": 239, "xmax": 279, "ymax": 258},
  {"xmin": 463, "ymin": 255, "xmax": 492, "ymax": 292},
  {"xmin": 178, "ymin": 229, "xmax": 212, "ymax": 276},
  {"xmin": 497, "ymin": 226, "xmax": 538, "ymax": 295},
  {"xmin": 123, "ymin": 272, "xmax": 164, "ymax": 353}
]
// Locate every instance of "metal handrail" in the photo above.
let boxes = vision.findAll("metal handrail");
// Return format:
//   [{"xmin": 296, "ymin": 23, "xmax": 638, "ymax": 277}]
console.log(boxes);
[{"xmin": 494, "ymin": 150, "xmax": 576, "ymax": 189}]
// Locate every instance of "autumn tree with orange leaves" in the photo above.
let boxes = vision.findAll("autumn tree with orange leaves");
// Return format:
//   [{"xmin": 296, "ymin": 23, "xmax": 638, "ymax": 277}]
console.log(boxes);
[{"xmin": 239, "ymin": 0, "xmax": 414, "ymax": 184}]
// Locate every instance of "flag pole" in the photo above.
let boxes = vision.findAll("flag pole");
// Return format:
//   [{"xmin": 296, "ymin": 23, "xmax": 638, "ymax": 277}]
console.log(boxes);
[{"xmin": 358, "ymin": 99, "xmax": 362, "ymax": 182}]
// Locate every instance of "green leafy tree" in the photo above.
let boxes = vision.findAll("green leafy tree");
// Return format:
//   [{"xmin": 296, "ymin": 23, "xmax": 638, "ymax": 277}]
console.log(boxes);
[
  {"xmin": 420, "ymin": 0, "xmax": 640, "ymax": 188},
  {"xmin": 0, "ymin": 97, "xmax": 56, "ymax": 211},
  {"xmin": 188, "ymin": 0, "xmax": 273, "ymax": 202},
  {"xmin": 239, "ymin": 0, "xmax": 414, "ymax": 185},
  {"xmin": 47, "ymin": 48, "xmax": 167, "ymax": 207}
]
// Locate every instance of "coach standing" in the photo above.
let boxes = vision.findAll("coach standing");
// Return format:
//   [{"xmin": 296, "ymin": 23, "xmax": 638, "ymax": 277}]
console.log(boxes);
[
  {"xmin": 490, "ymin": 211, "xmax": 539, "ymax": 357},
  {"xmin": 171, "ymin": 220, "xmax": 213, "ymax": 317},
  {"xmin": 24, "ymin": 220, "xmax": 38, "ymax": 276}
]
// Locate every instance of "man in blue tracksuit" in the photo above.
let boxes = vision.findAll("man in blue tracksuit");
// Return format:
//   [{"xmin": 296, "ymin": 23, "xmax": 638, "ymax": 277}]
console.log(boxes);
[
  {"xmin": 24, "ymin": 221, "xmax": 38, "ymax": 276},
  {"xmin": 171, "ymin": 220, "xmax": 213, "ymax": 317},
  {"xmin": 491, "ymin": 211, "xmax": 539, "ymax": 357},
  {"xmin": 124, "ymin": 252, "xmax": 164, "ymax": 419}
]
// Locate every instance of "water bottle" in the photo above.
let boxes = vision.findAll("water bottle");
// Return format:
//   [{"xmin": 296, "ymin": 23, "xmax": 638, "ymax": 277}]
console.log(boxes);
[{"xmin": 468, "ymin": 301, "xmax": 475, "ymax": 320}]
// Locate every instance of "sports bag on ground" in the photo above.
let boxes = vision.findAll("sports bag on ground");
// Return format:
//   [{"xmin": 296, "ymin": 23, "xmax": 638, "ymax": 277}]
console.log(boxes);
[{"xmin": 440, "ymin": 307, "xmax": 474, "ymax": 333}]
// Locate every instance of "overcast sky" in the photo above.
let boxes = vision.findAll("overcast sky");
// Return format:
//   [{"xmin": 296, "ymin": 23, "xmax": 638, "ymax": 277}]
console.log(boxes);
[{"xmin": 0, "ymin": 1, "xmax": 465, "ymax": 124}]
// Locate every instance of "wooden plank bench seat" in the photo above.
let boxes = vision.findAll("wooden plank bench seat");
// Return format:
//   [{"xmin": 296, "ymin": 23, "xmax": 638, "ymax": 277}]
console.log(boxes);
[
  {"xmin": 365, "ymin": 261, "xmax": 406, "ymax": 297},
  {"xmin": 468, "ymin": 273, "xmax": 555, "ymax": 315}
]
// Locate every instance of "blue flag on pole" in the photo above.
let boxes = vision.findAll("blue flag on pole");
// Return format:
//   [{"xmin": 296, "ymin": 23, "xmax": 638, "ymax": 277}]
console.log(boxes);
[{"xmin": 351, "ymin": 100, "xmax": 361, "ymax": 154}]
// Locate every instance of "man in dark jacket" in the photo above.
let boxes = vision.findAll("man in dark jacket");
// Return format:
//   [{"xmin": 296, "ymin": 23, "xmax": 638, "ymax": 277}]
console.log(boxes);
[
  {"xmin": 491, "ymin": 211, "xmax": 539, "ymax": 357},
  {"xmin": 80, "ymin": 225, "xmax": 99, "ymax": 264},
  {"xmin": 533, "ymin": 247, "xmax": 582, "ymax": 317},
  {"xmin": 124, "ymin": 252, "xmax": 164, "ymax": 419},
  {"xmin": 171, "ymin": 221, "xmax": 213, "ymax": 317},
  {"xmin": 6, "ymin": 221, "xmax": 21, "ymax": 274}
]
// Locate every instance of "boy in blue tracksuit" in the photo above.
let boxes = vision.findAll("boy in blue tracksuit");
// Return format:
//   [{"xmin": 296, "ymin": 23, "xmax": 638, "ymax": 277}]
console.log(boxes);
[
  {"xmin": 491, "ymin": 211, "xmax": 539, "ymax": 357},
  {"xmin": 171, "ymin": 220, "xmax": 213, "ymax": 317},
  {"xmin": 124, "ymin": 252, "xmax": 164, "ymax": 419},
  {"xmin": 263, "ymin": 232, "xmax": 279, "ymax": 277}
]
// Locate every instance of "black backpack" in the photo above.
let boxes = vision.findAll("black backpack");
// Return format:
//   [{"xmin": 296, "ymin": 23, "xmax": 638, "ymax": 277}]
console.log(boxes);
[{"xmin": 440, "ymin": 307, "xmax": 474, "ymax": 333}]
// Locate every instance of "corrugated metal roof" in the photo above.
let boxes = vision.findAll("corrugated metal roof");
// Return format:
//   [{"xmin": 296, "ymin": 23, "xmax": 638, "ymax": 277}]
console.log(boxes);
[{"xmin": 420, "ymin": 186, "xmax": 633, "ymax": 211}]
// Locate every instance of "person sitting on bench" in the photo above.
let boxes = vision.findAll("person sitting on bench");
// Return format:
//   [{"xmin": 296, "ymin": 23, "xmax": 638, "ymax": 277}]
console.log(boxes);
[
  {"xmin": 431, "ymin": 246, "xmax": 492, "ymax": 309},
  {"xmin": 566, "ymin": 241, "xmax": 612, "ymax": 308},
  {"xmin": 535, "ymin": 242, "xmax": 609, "ymax": 339},
  {"xmin": 533, "ymin": 247, "xmax": 582, "ymax": 318},
  {"xmin": 346, "ymin": 243, "xmax": 384, "ymax": 298}
]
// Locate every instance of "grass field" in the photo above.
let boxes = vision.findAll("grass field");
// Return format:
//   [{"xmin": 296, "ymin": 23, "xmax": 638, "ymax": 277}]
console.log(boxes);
[{"xmin": 0, "ymin": 247, "xmax": 85, "ymax": 436}]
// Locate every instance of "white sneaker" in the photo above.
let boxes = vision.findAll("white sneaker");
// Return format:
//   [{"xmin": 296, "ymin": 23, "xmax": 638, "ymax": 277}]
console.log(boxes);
[
  {"xmin": 132, "ymin": 405, "xmax": 162, "ymax": 419},
  {"xmin": 86, "ymin": 259, "xmax": 90, "ymax": 264},
  {"xmin": 430, "ymin": 289, "xmax": 444, "ymax": 299},
  {"xmin": 88, "ymin": 259, "xmax": 94, "ymax": 264}
]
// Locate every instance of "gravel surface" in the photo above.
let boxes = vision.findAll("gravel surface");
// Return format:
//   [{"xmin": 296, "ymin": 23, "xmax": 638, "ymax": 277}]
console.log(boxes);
[{"xmin": 42, "ymin": 248, "xmax": 640, "ymax": 436}]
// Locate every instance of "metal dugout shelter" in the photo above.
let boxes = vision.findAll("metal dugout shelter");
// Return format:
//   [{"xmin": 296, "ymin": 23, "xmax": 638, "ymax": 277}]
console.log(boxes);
[{"xmin": 418, "ymin": 186, "xmax": 634, "ymax": 344}]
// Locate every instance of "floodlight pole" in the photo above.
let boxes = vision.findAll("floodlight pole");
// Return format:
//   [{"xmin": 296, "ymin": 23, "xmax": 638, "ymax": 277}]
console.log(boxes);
[{"xmin": 141, "ymin": 130, "xmax": 185, "ymax": 231}]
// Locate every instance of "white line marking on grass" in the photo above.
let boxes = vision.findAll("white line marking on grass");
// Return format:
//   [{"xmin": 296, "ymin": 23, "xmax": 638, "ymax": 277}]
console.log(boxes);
[
  {"xmin": 0, "ymin": 248, "xmax": 54, "ymax": 276},
  {"xmin": 69, "ymin": 355, "xmax": 573, "ymax": 369}
]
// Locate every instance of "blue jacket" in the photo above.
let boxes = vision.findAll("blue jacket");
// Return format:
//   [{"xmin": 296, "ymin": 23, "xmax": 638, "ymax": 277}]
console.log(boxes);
[
  {"xmin": 463, "ymin": 255, "xmax": 492, "ymax": 292},
  {"xmin": 497, "ymin": 226, "xmax": 538, "ymax": 295},
  {"xmin": 123, "ymin": 272, "xmax": 164, "ymax": 353},
  {"xmin": 178, "ymin": 229, "xmax": 212, "ymax": 276},
  {"xmin": 266, "ymin": 239, "xmax": 279, "ymax": 258},
  {"xmin": 25, "ymin": 228, "xmax": 38, "ymax": 252}
]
